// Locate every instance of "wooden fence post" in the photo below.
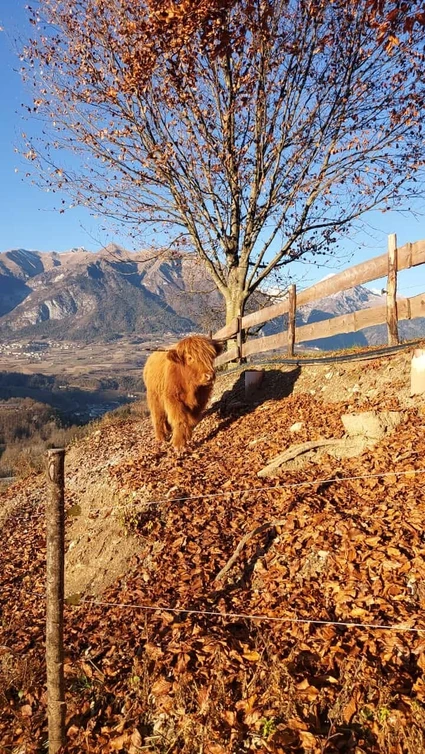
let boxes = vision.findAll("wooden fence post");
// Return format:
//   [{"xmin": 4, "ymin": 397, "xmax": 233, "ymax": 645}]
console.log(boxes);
[
  {"xmin": 387, "ymin": 233, "xmax": 399, "ymax": 346},
  {"xmin": 46, "ymin": 448, "xmax": 66, "ymax": 754},
  {"xmin": 287, "ymin": 284, "xmax": 297, "ymax": 357}
]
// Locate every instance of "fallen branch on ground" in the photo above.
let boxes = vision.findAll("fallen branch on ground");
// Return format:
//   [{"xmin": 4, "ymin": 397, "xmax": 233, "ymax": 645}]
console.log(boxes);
[
  {"xmin": 214, "ymin": 518, "xmax": 288, "ymax": 581},
  {"xmin": 257, "ymin": 439, "xmax": 339, "ymax": 477}
]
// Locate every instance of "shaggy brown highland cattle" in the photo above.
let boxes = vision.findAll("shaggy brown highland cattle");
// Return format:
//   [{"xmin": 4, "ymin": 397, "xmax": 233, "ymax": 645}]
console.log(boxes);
[{"xmin": 143, "ymin": 335, "xmax": 222, "ymax": 452}]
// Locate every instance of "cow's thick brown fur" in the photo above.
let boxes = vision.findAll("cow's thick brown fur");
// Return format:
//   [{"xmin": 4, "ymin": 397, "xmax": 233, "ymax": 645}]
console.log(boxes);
[{"xmin": 143, "ymin": 335, "xmax": 222, "ymax": 451}]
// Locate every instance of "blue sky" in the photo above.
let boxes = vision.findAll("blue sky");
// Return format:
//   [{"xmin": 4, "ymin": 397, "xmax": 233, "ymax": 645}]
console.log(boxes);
[
  {"xmin": 0, "ymin": 1, "xmax": 424, "ymax": 297},
  {"xmin": 0, "ymin": 0, "xmax": 120, "ymax": 253}
]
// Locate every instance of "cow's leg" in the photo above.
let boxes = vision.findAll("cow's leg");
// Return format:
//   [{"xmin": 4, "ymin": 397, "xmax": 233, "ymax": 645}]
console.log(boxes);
[
  {"xmin": 155, "ymin": 413, "xmax": 172, "ymax": 443},
  {"xmin": 166, "ymin": 403, "xmax": 196, "ymax": 452},
  {"xmin": 148, "ymin": 394, "xmax": 171, "ymax": 442},
  {"xmin": 171, "ymin": 420, "xmax": 192, "ymax": 452},
  {"xmin": 154, "ymin": 412, "xmax": 172, "ymax": 443}
]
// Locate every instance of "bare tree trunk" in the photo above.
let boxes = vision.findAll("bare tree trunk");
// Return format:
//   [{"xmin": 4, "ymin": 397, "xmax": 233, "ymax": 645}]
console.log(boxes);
[
  {"xmin": 225, "ymin": 281, "xmax": 247, "ymax": 326},
  {"xmin": 225, "ymin": 298, "xmax": 242, "ymax": 325},
  {"xmin": 287, "ymin": 284, "xmax": 297, "ymax": 357}
]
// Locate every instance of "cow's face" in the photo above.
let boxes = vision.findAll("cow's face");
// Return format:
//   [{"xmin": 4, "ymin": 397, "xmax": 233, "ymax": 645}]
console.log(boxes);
[
  {"xmin": 186, "ymin": 352, "xmax": 215, "ymax": 385},
  {"xmin": 167, "ymin": 337, "xmax": 222, "ymax": 387}
]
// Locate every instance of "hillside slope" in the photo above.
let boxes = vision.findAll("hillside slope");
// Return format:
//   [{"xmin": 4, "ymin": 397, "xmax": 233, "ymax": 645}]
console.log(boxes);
[{"xmin": 1, "ymin": 344, "xmax": 425, "ymax": 753}]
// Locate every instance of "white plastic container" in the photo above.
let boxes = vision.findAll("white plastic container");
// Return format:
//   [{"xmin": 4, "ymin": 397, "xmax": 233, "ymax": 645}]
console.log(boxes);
[
  {"xmin": 410, "ymin": 349, "xmax": 425, "ymax": 396},
  {"xmin": 244, "ymin": 369, "xmax": 264, "ymax": 399}
]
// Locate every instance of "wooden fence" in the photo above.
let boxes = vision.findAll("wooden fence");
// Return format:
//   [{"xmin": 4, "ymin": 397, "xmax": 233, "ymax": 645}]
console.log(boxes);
[{"xmin": 213, "ymin": 234, "xmax": 425, "ymax": 367}]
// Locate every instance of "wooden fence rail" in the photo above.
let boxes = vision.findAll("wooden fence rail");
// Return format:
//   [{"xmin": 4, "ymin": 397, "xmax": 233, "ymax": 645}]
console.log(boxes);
[{"xmin": 214, "ymin": 235, "xmax": 425, "ymax": 368}]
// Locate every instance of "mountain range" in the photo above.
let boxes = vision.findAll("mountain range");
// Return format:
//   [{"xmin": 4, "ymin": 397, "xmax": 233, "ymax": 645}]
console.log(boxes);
[
  {"xmin": 0, "ymin": 245, "xmax": 423, "ymax": 347},
  {"xmin": 0, "ymin": 245, "xmax": 208, "ymax": 341}
]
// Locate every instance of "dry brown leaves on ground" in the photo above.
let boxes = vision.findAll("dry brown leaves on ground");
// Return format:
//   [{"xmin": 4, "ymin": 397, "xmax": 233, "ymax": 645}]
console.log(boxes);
[{"xmin": 1, "ymin": 355, "xmax": 425, "ymax": 753}]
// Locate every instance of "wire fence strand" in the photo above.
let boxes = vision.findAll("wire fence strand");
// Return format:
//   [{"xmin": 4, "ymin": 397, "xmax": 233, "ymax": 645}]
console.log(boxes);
[
  {"xmin": 2, "ymin": 465, "xmax": 425, "ymax": 526},
  {"xmin": 74, "ymin": 598, "xmax": 425, "ymax": 634},
  {"xmin": 127, "ymin": 466, "xmax": 425, "ymax": 509}
]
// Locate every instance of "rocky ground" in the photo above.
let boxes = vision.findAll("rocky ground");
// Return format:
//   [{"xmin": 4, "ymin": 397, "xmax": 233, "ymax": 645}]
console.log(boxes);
[{"xmin": 1, "ymin": 343, "xmax": 425, "ymax": 753}]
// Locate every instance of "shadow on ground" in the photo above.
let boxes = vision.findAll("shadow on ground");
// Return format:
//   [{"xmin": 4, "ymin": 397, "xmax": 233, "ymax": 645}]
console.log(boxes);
[
  {"xmin": 217, "ymin": 366, "xmax": 301, "ymax": 415},
  {"xmin": 200, "ymin": 367, "xmax": 301, "ymax": 445}
]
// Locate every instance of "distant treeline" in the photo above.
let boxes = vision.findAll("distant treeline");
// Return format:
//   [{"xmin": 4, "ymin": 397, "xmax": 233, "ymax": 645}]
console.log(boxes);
[
  {"xmin": 0, "ymin": 369, "xmax": 145, "ymax": 481},
  {"xmin": 0, "ymin": 397, "xmax": 57, "ymax": 445},
  {"xmin": 0, "ymin": 395, "xmax": 146, "ymax": 480},
  {"xmin": 0, "ymin": 371, "xmax": 143, "ymax": 393},
  {"xmin": 0, "ymin": 372, "xmax": 56, "ymax": 390},
  {"xmin": 0, "ymin": 397, "xmax": 87, "ymax": 479},
  {"xmin": 0, "ymin": 371, "xmax": 143, "ymax": 423}
]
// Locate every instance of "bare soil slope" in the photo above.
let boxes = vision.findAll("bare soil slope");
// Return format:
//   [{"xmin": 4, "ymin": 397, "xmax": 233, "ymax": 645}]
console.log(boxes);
[{"xmin": 1, "ymin": 344, "xmax": 425, "ymax": 753}]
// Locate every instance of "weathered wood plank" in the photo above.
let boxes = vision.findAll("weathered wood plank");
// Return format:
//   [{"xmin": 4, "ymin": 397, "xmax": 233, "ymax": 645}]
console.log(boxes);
[
  {"xmin": 213, "ymin": 318, "xmax": 239, "ymax": 340},
  {"xmin": 295, "ymin": 293, "xmax": 424, "ymax": 344},
  {"xmin": 409, "ymin": 293, "xmax": 425, "ymax": 319},
  {"xmin": 296, "ymin": 255, "xmax": 387, "ymax": 306},
  {"xmin": 236, "ymin": 316, "xmax": 243, "ymax": 361},
  {"xmin": 242, "ymin": 331, "xmax": 288, "ymax": 358},
  {"xmin": 241, "ymin": 298, "xmax": 290, "ymax": 330},
  {"xmin": 215, "ymin": 346, "xmax": 239, "ymax": 367},
  {"xmin": 398, "ymin": 240, "xmax": 425, "ymax": 271},
  {"xmin": 295, "ymin": 240, "xmax": 425, "ymax": 308}
]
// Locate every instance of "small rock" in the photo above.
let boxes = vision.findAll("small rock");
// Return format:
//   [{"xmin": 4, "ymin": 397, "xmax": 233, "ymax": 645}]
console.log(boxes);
[
  {"xmin": 289, "ymin": 422, "xmax": 304, "ymax": 433},
  {"xmin": 325, "ymin": 371, "xmax": 333, "ymax": 380}
]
